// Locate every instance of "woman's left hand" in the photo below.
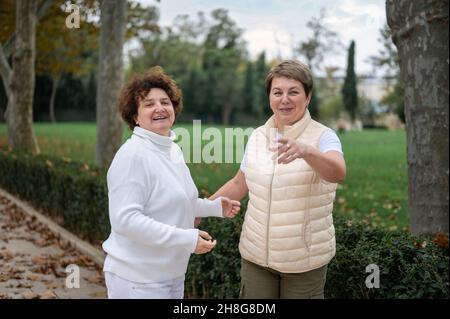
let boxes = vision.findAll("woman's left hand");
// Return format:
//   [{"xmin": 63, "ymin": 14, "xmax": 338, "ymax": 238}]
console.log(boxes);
[
  {"xmin": 221, "ymin": 197, "xmax": 241, "ymax": 218},
  {"xmin": 272, "ymin": 137, "xmax": 309, "ymax": 164}
]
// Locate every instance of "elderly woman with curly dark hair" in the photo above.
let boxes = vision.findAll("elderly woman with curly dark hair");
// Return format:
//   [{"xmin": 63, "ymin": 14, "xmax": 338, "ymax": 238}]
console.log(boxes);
[{"xmin": 102, "ymin": 66, "xmax": 240, "ymax": 299}]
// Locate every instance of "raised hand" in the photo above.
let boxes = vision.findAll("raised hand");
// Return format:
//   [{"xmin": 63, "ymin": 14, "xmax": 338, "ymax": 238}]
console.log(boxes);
[
  {"xmin": 271, "ymin": 137, "xmax": 309, "ymax": 164},
  {"xmin": 194, "ymin": 230, "xmax": 217, "ymax": 254},
  {"xmin": 221, "ymin": 197, "xmax": 241, "ymax": 218}
]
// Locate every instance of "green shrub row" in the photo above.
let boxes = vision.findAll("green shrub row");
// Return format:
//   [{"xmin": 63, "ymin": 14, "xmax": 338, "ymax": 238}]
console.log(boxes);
[
  {"xmin": 185, "ymin": 214, "xmax": 448, "ymax": 299},
  {"xmin": 0, "ymin": 146, "xmax": 448, "ymax": 298},
  {"xmin": 0, "ymin": 147, "xmax": 110, "ymax": 243}
]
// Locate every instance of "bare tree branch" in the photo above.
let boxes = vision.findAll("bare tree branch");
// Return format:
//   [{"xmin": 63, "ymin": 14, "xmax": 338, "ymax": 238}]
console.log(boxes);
[
  {"xmin": 0, "ymin": 45, "xmax": 11, "ymax": 96},
  {"xmin": 2, "ymin": 0, "xmax": 55, "ymax": 59}
]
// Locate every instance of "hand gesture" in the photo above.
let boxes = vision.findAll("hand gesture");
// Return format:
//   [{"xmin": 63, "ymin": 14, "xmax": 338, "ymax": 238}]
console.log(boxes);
[
  {"xmin": 194, "ymin": 230, "xmax": 217, "ymax": 254},
  {"xmin": 271, "ymin": 137, "xmax": 309, "ymax": 164},
  {"xmin": 221, "ymin": 197, "xmax": 240, "ymax": 218}
]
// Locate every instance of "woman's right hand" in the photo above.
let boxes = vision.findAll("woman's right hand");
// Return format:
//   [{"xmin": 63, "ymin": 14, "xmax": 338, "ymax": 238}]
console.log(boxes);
[{"xmin": 194, "ymin": 230, "xmax": 217, "ymax": 254}]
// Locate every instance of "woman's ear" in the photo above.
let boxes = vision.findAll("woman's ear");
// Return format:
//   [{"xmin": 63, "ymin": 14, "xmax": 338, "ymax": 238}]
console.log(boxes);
[{"xmin": 306, "ymin": 93, "xmax": 312, "ymax": 108}]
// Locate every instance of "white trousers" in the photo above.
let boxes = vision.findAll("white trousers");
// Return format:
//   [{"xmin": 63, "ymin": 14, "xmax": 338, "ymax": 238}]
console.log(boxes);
[{"xmin": 104, "ymin": 271, "xmax": 185, "ymax": 299}]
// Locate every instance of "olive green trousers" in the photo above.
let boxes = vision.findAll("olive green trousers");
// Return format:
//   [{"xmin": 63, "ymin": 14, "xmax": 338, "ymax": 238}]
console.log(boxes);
[{"xmin": 239, "ymin": 258, "xmax": 328, "ymax": 299}]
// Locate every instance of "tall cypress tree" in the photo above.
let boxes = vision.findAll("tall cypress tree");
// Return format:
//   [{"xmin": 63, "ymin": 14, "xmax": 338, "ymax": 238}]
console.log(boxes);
[
  {"xmin": 308, "ymin": 85, "xmax": 319, "ymax": 119},
  {"xmin": 254, "ymin": 52, "xmax": 270, "ymax": 119},
  {"xmin": 243, "ymin": 61, "xmax": 258, "ymax": 117},
  {"xmin": 342, "ymin": 40, "xmax": 358, "ymax": 120}
]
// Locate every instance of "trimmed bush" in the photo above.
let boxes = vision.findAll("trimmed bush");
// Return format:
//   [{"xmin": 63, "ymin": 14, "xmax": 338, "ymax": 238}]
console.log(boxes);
[
  {"xmin": 0, "ymin": 146, "xmax": 448, "ymax": 298},
  {"xmin": 185, "ymin": 214, "xmax": 448, "ymax": 299},
  {"xmin": 327, "ymin": 215, "xmax": 448, "ymax": 298},
  {"xmin": 0, "ymin": 147, "xmax": 109, "ymax": 243}
]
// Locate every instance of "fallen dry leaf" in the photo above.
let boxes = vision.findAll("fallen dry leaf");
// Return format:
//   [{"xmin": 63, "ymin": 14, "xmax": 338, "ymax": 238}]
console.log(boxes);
[
  {"xmin": 10, "ymin": 273, "xmax": 23, "ymax": 280},
  {"xmin": 78, "ymin": 255, "xmax": 96, "ymax": 267},
  {"xmin": 31, "ymin": 255, "xmax": 48, "ymax": 265},
  {"xmin": 40, "ymin": 278, "xmax": 53, "ymax": 284},
  {"xmin": 433, "ymin": 233, "xmax": 449, "ymax": 249},
  {"xmin": 39, "ymin": 290, "xmax": 57, "ymax": 299},
  {"xmin": 0, "ymin": 274, "xmax": 10, "ymax": 282},
  {"xmin": 10, "ymin": 266, "xmax": 25, "ymax": 274},
  {"xmin": 27, "ymin": 273, "xmax": 40, "ymax": 281},
  {"xmin": 80, "ymin": 163, "xmax": 90, "ymax": 172},
  {"xmin": 45, "ymin": 282, "xmax": 64, "ymax": 289},
  {"xmin": 60, "ymin": 257, "xmax": 79, "ymax": 268},
  {"xmin": 32, "ymin": 265, "xmax": 54, "ymax": 275},
  {"xmin": 0, "ymin": 249, "xmax": 13, "ymax": 261},
  {"xmin": 45, "ymin": 160, "xmax": 54, "ymax": 168},
  {"xmin": 57, "ymin": 239, "xmax": 72, "ymax": 250},
  {"xmin": 414, "ymin": 240, "xmax": 428, "ymax": 249},
  {"xmin": 90, "ymin": 291, "xmax": 107, "ymax": 298},
  {"xmin": 85, "ymin": 274, "xmax": 104, "ymax": 285},
  {"xmin": 16, "ymin": 282, "xmax": 32, "ymax": 288},
  {"xmin": 22, "ymin": 291, "xmax": 40, "ymax": 299}
]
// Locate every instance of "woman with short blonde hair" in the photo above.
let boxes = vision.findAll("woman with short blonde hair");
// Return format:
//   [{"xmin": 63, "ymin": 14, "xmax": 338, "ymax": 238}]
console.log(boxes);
[{"xmin": 211, "ymin": 59, "xmax": 346, "ymax": 299}]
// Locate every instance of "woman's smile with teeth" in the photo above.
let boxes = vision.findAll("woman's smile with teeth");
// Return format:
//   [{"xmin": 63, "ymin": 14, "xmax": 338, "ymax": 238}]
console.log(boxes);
[{"xmin": 280, "ymin": 107, "xmax": 294, "ymax": 113}]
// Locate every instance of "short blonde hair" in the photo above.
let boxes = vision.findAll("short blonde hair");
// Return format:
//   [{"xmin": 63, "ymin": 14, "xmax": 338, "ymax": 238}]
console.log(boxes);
[{"xmin": 265, "ymin": 60, "xmax": 313, "ymax": 97}]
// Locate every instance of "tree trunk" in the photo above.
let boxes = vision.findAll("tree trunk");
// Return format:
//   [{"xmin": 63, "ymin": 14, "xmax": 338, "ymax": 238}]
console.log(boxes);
[
  {"xmin": 222, "ymin": 103, "xmax": 232, "ymax": 126},
  {"xmin": 386, "ymin": 0, "xmax": 449, "ymax": 235},
  {"xmin": 0, "ymin": 45, "xmax": 12, "ymax": 127},
  {"xmin": 96, "ymin": 0, "xmax": 127, "ymax": 169},
  {"xmin": 8, "ymin": 0, "xmax": 40, "ymax": 154},
  {"xmin": 49, "ymin": 74, "xmax": 60, "ymax": 123}
]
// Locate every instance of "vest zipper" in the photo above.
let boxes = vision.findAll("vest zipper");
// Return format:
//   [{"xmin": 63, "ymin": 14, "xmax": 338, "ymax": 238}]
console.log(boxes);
[
  {"xmin": 303, "ymin": 209, "xmax": 310, "ymax": 251},
  {"xmin": 303, "ymin": 174, "xmax": 315, "ymax": 251},
  {"xmin": 266, "ymin": 156, "xmax": 276, "ymax": 267}
]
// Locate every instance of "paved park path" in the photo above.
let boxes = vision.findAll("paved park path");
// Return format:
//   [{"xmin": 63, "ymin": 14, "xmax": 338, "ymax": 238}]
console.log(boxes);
[{"xmin": 0, "ymin": 190, "xmax": 107, "ymax": 299}]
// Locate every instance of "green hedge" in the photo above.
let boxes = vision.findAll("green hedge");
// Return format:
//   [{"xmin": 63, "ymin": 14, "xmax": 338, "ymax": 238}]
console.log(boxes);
[
  {"xmin": 327, "ymin": 216, "xmax": 448, "ymax": 298},
  {"xmin": 185, "ymin": 214, "xmax": 448, "ymax": 299},
  {"xmin": 0, "ymin": 146, "xmax": 448, "ymax": 298},
  {"xmin": 0, "ymin": 147, "xmax": 109, "ymax": 243}
]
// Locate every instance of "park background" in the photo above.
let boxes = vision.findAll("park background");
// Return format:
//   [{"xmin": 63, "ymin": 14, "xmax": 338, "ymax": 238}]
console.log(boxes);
[{"xmin": 0, "ymin": 0, "xmax": 448, "ymax": 298}]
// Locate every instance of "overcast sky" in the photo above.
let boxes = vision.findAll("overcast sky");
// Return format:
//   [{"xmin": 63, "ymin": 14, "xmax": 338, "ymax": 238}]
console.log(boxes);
[{"xmin": 137, "ymin": 0, "xmax": 387, "ymax": 76}]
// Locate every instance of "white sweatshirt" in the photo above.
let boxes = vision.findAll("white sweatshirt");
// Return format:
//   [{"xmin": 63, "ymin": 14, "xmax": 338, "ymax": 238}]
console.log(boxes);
[{"xmin": 102, "ymin": 126, "xmax": 223, "ymax": 283}]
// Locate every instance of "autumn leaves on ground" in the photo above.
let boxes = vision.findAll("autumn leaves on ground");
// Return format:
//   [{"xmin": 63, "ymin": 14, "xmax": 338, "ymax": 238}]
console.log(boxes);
[{"xmin": 0, "ymin": 195, "xmax": 106, "ymax": 299}]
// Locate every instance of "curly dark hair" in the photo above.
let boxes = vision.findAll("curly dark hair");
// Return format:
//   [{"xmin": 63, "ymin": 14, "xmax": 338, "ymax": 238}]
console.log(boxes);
[{"xmin": 119, "ymin": 66, "xmax": 183, "ymax": 130}]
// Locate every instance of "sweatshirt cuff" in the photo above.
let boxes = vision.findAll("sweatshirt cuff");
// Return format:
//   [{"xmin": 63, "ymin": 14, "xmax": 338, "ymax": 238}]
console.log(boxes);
[
  {"xmin": 181, "ymin": 228, "xmax": 199, "ymax": 253},
  {"xmin": 195, "ymin": 197, "xmax": 223, "ymax": 218}
]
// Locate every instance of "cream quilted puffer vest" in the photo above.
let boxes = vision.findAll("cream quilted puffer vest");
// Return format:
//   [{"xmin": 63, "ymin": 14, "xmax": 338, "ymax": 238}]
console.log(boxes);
[{"xmin": 239, "ymin": 110, "xmax": 338, "ymax": 273}]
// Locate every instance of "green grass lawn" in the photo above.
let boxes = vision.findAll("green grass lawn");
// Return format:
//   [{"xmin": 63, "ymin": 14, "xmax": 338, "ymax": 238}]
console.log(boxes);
[{"xmin": 0, "ymin": 122, "xmax": 409, "ymax": 230}]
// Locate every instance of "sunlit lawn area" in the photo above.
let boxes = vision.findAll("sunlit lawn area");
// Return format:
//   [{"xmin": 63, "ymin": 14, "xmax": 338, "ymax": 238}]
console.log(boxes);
[{"xmin": 0, "ymin": 123, "xmax": 408, "ymax": 230}]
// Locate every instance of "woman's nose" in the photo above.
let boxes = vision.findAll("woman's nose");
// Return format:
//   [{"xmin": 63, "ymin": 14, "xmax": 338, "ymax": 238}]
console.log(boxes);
[
  {"xmin": 281, "ymin": 93, "xmax": 289, "ymax": 103},
  {"xmin": 154, "ymin": 103, "xmax": 164, "ymax": 111}
]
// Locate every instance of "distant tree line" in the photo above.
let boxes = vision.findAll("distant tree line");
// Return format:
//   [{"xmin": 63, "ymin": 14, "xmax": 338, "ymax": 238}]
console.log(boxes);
[{"xmin": 0, "ymin": 2, "xmax": 356, "ymax": 125}]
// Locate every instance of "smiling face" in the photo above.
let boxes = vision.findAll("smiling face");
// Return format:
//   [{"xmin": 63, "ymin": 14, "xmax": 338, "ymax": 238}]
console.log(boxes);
[
  {"xmin": 135, "ymin": 88, "xmax": 175, "ymax": 136},
  {"xmin": 269, "ymin": 76, "xmax": 311, "ymax": 129}
]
